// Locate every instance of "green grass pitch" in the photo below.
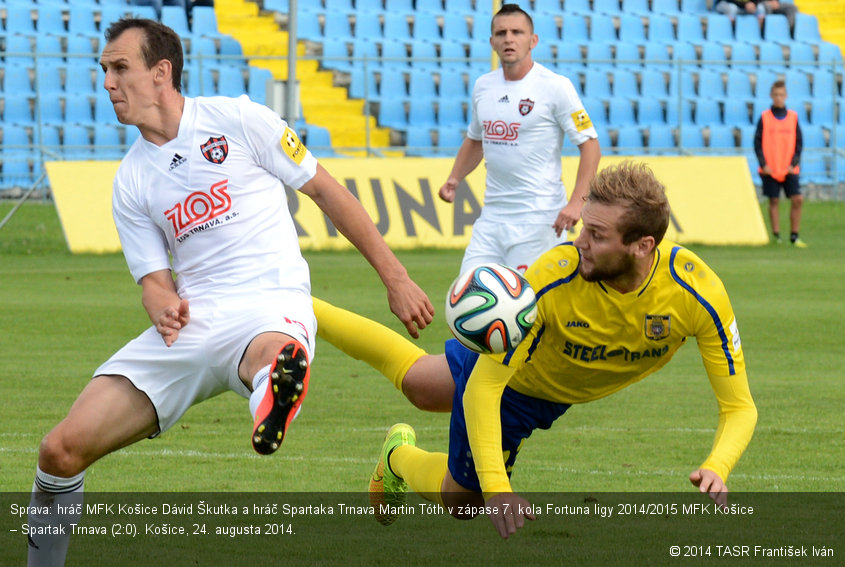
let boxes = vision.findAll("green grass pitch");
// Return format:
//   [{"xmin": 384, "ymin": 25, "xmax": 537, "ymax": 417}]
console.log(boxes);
[{"xmin": 0, "ymin": 200, "xmax": 843, "ymax": 565}]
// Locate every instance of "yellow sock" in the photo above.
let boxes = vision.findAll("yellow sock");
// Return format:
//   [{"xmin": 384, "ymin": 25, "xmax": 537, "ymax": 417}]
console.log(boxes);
[
  {"xmin": 390, "ymin": 445, "xmax": 447, "ymax": 506},
  {"xmin": 312, "ymin": 297, "xmax": 426, "ymax": 392}
]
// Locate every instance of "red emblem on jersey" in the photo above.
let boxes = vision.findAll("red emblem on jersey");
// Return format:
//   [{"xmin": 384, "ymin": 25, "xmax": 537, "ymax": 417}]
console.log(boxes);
[
  {"xmin": 518, "ymin": 98, "xmax": 534, "ymax": 116},
  {"xmin": 200, "ymin": 136, "xmax": 228, "ymax": 164}
]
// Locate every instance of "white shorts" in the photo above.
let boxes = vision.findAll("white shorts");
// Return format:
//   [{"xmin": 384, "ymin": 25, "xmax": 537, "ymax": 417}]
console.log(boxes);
[
  {"xmin": 460, "ymin": 215, "xmax": 565, "ymax": 275},
  {"xmin": 94, "ymin": 292, "xmax": 316, "ymax": 435}
]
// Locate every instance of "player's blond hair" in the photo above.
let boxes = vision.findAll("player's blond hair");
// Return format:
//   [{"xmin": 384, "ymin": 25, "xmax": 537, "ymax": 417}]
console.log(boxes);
[{"xmin": 586, "ymin": 161, "xmax": 671, "ymax": 245}]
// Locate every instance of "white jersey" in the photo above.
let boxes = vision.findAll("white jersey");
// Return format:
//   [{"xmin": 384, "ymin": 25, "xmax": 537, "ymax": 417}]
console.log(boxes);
[
  {"xmin": 112, "ymin": 95, "xmax": 318, "ymax": 302},
  {"xmin": 466, "ymin": 63, "xmax": 597, "ymax": 221}
]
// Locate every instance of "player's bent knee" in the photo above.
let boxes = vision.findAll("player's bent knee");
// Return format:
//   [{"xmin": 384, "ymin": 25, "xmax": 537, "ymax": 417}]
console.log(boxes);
[{"xmin": 38, "ymin": 431, "xmax": 87, "ymax": 478}]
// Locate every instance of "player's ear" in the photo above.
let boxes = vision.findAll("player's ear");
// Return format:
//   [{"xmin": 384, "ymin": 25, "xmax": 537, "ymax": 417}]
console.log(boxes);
[
  {"xmin": 154, "ymin": 58, "xmax": 173, "ymax": 87},
  {"xmin": 633, "ymin": 235, "xmax": 657, "ymax": 258}
]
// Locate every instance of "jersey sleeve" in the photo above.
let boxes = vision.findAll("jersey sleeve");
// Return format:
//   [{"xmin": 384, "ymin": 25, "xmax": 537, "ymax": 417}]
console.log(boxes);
[
  {"xmin": 465, "ymin": 78, "xmax": 484, "ymax": 141},
  {"xmin": 112, "ymin": 178, "xmax": 171, "ymax": 283},
  {"xmin": 238, "ymin": 97, "xmax": 318, "ymax": 190},
  {"xmin": 552, "ymin": 75, "xmax": 597, "ymax": 147},
  {"xmin": 462, "ymin": 353, "xmax": 517, "ymax": 497}
]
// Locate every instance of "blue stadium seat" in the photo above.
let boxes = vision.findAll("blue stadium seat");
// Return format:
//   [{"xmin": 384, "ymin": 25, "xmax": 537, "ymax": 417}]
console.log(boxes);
[
  {"xmin": 296, "ymin": 11, "xmax": 323, "ymax": 41},
  {"xmin": 323, "ymin": 13, "xmax": 353, "ymax": 42},
  {"xmin": 807, "ymin": 99, "xmax": 833, "ymax": 126},
  {"xmin": 66, "ymin": 35, "xmax": 98, "ymax": 64},
  {"xmin": 408, "ymin": 69, "xmax": 438, "ymax": 100},
  {"xmin": 351, "ymin": 40, "xmax": 381, "ymax": 71},
  {"xmin": 383, "ymin": 38, "xmax": 411, "ymax": 70},
  {"xmin": 562, "ymin": 0, "xmax": 590, "ymax": 14},
  {"xmin": 354, "ymin": 0, "xmax": 383, "ymax": 14},
  {"xmin": 384, "ymin": 0, "xmax": 413, "ymax": 13},
  {"xmin": 647, "ymin": 14, "xmax": 676, "ymax": 44},
  {"xmin": 348, "ymin": 68, "xmax": 378, "ymax": 99},
  {"xmin": 442, "ymin": 13, "xmax": 472, "ymax": 42},
  {"xmin": 666, "ymin": 99, "xmax": 694, "ymax": 125},
  {"xmin": 162, "ymin": 6, "xmax": 191, "ymax": 36},
  {"xmin": 608, "ymin": 97, "xmax": 636, "ymax": 126},
  {"xmin": 585, "ymin": 42, "xmax": 613, "ymax": 69},
  {"xmin": 5, "ymin": 5, "xmax": 37, "ymax": 36},
  {"xmin": 643, "ymin": 43, "xmax": 670, "ymax": 69},
  {"xmin": 801, "ymin": 124, "xmax": 827, "ymax": 148},
  {"xmin": 671, "ymin": 42, "xmax": 698, "ymax": 68},
  {"xmin": 729, "ymin": 42, "xmax": 757, "ymax": 72},
  {"xmin": 613, "ymin": 70, "xmax": 639, "ymax": 97},
  {"xmin": 561, "ymin": 15, "xmax": 589, "ymax": 44},
  {"xmin": 535, "ymin": 0, "xmax": 564, "ymax": 14},
  {"xmin": 93, "ymin": 123, "xmax": 125, "ymax": 159},
  {"xmin": 817, "ymin": 42, "xmax": 844, "ymax": 67},
  {"xmin": 35, "ymin": 62, "xmax": 65, "ymax": 96},
  {"xmin": 67, "ymin": 5, "xmax": 99, "ymax": 38},
  {"xmin": 100, "ymin": 5, "xmax": 129, "ymax": 30},
  {"xmin": 784, "ymin": 69, "xmax": 812, "ymax": 100},
  {"xmin": 652, "ymin": 0, "xmax": 681, "ymax": 16},
  {"xmin": 378, "ymin": 98, "xmax": 408, "ymax": 130},
  {"xmin": 440, "ymin": 41, "xmax": 467, "ymax": 71},
  {"xmin": 700, "ymin": 43, "xmax": 728, "ymax": 67},
  {"xmin": 681, "ymin": 0, "xmax": 709, "ymax": 11},
  {"xmin": 532, "ymin": 14, "xmax": 561, "ymax": 42},
  {"xmin": 787, "ymin": 42, "xmax": 817, "ymax": 73},
  {"xmin": 758, "ymin": 42, "xmax": 785, "ymax": 68},
  {"xmin": 532, "ymin": 42, "xmax": 555, "ymax": 67},
  {"xmin": 640, "ymin": 69, "xmax": 668, "ymax": 99},
  {"xmin": 705, "ymin": 14, "xmax": 734, "ymax": 44},
  {"xmin": 583, "ymin": 69, "xmax": 611, "ymax": 98},
  {"xmin": 725, "ymin": 70, "xmax": 753, "ymax": 100},
  {"xmin": 667, "ymin": 69, "xmax": 696, "ymax": 98},
  {"xmin": 191, "ymin": 6, "xmax": 222, "ymax": 37},
  {"xmin": 708, "ymin": 125, "xmax": 736, "ymax": 151},
  {"xmin": 2, "ymin": 93, "xmax": 35, "ymax": 126},
  {"xmin": 191, "ymin": 36, "xmax": 219, "ymax": 65},
  {"xmin": 63, "ymin": 124, "xmax": 93, "ymax": 159},
  {"xmin": 676, "ymin": 15, "xmax": 705, "ymax": 46},
  {"xmin": 763, "ymin": 14, "xmax": 792, "ymax": 45},
  {"xmin": 734, "ymin": 16, "xmax": 762, "ymax": 44},
  {"xmin": 621, "ymin": 0, "xmax": 650, "ymax": 16},
  {"xmin": 792, "ymin": 13, "xmax": 822, "ymax": 44},
  {"xmin": 636, "ymin": 97, "xmax": 665, "ymax": 125},
  {"xmin": 583, "ymin": 98, "xmax": 607, "ymax": 126},
  {"xmin": 618, "ymin": 13, "xmax": 648, "ymax": 45},
  {"xmin": 555, "ymin": 42, "xmax": 584, "ymax": 76},
  {"xmin": 436, "ymin": 127, "xmax": 465, "ymax": 151},
  {"xmin": 723, "ymin": 98, "xmax": 751, "ymax": 126},
  {"xmin": 590, "ymin": 14, "xmax": 617, "ymax": 42},
  {"xmin": 437, "ymin": 101, "xmax": 466, "ymax": 126},
  {"xmin": 412, "ymin": 11, "xmax": 441, "ymax": 42},
  {"xmin": 322, "ymin": 39, "xmax": 352, "ymax": 72},
  {"xmin": 615, "ymin": 42, "xmax": 643, "ymax": 70},
  {"xmin": 383, "ymin": 12, "xmax": 408, "ymax": 39},
  {"xmin": 443, "ymin": 0, "xmax": 475, "ymax": 16},
  {"xmin": 408, "ymin": 99, "xmax": 438, "ymax": 128},
  {"xmin": 216, "ymin": 65, "xmax": 247, "ymax": 97},
  {"xmin": 377, "ymin": 71, "xmax": 408, "ymax": 100},
  {"xmin": 410, "ymin": 41, "xmax": 439, "ymax": 71},
  {"xmin": 615, "ymin": 125, "xmax": 643, "ymax": 150},
  {"xmin": 438, "ymin": 68, "xmax": 467, "ymax": 100},
  {"xmin": 64, "ymin": 95, "xmax": 94, "ymax": 125},
  {"xmin": 325, "ymin": 0, "xmax": 354, "ymax": 13},
  {"xmin": 754, "ymin": 69, "xmax": 779, "ymax": 98},
  {"xmin": 218, "ymin": 36, "xmax": 246, "ymax": 67},
  {"xmin": 2, "ymin": 65, "xmax": 34, "ymax": 95},
  {"xmin": 404, "ymin": 127, "xmax": 434, "ymax": 156},
  {"xmin": 678, "ymin": 126, "xmax": 705, "ymax": 148},
  {"xmin": 35, "ymin": 35, "xmax": 64, "ymax": 65},
  {"xmin": 694, "ymin": 98, "xmax": 722, "ymax": 126},
  {"xmin": 302, "ymin": 125, "xmax": 337, "ymax": 157},
  {"xmin": 592, "ymin": 0, "xmax": 620, "ymax": 14},
  {"xmin": 810, "ymin": 69, "xmax": 837, "ymax": 99}
]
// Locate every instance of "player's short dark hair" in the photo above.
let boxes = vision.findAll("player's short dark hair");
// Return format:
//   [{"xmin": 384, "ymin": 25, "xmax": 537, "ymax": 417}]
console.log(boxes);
[
  {"xmin": 492, "ymin": 3, "xmax": 534, "ymax": 33},
  {"xmin": 104, "ymin": 18, "xmax": 183, "ymax": 92},
  {"xmin": 770, "ymin": 80, "xmax": 786, "ymax": 93},
  {"xmin": 586, "ymin": 161, "xmax": 671, "ymax": 246}
]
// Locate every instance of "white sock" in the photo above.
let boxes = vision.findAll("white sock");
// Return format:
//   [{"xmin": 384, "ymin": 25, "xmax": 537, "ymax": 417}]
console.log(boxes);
[
  {"xmin": 27, "ymin": 467, "xmax": 85, "ymax": 567},
  {"xmin": 248, "ymin": 364, "xmax": 272, "ymax": 418}
]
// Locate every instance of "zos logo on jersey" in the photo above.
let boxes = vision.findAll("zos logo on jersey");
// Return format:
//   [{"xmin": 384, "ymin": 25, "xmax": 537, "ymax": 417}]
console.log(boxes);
[{"xmin": 165, "ymin": 179, "xmax": 233, "ymax": 238}]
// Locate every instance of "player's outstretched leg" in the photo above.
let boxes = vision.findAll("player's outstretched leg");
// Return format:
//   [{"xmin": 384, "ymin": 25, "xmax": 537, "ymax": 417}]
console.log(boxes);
[
  {"xmin": 369, "ymin": 423, "xmax": 416, "ymax": 525},
  {"xmin": 252, "ymin": 340, "xmax": 310, "ymax": 455}
]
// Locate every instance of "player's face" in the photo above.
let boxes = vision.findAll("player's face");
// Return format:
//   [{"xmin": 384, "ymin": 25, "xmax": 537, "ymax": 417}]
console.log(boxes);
[
  {"xmin": 574, "ymin": 202, "xmax": 637, "ymax": 283},
  {"xmin": 99, "ymin": 28, "xmax": 162, "ymax": 126},
  {"xmin": 770, "ymin": 86, "xmax": 787, "ymax": 109},
  {"xmin": 490, "ymin": 14, "xmax": 538, "ymax": 67}
]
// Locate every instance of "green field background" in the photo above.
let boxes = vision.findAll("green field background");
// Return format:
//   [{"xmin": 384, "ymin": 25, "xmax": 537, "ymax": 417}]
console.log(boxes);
[{"xmin": 0, "ymin": 201, "xmax": 843, "ymax": 565}]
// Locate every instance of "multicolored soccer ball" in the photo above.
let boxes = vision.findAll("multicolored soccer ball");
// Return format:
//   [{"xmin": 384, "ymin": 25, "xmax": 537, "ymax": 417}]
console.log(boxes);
[{"xmin": 445, "ymin": 263, "xmax": 537, "ymax": 354}]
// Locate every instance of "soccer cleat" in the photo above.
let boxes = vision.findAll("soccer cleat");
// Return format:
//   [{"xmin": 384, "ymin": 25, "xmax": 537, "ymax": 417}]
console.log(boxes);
[
  {"xmin": 369, "ymin": 423, "xmax": 416, "ymax": 526},
  {"xmin": 792, "ymin": 238, "xmax": 808, "ymax": 248},
  {"xmin": 251, "ymin": 340, "xmax": 310, "ymax": 455},
  {"xmin": 773, "ymin": 236, "xmax": 783, "ymax": 244}
]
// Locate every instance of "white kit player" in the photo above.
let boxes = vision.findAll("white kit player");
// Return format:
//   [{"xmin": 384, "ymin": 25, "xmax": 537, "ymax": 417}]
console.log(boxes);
[
  {"xmin": 26, "ymin": 18, "xmax": 433, "ymax": 567},
  {"xmin": 439, "ymin": 3, "xmax": 601, "ymax": 274}
]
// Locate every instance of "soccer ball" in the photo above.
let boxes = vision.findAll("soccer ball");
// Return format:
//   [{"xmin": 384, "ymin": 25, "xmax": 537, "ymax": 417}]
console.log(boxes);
[{"xmin": 445, "ymin": 263, "xmax": 537, "ymax": 354}]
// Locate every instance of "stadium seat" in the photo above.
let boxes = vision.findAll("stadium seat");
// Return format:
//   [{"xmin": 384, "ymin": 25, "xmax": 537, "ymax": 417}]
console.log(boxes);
[
  {"xmin": 754, "ymin": 69, "xmax": 779, "ymax": 98},
  {"xmin": 324, "ymin": 0, "xmax": 354, "ymax": 13},
  {"xmin": 94, "ymin": 90, "xmax": 119, "ymax": 124},
  {"xmin": 409, "ymin": 69, "xmax": 438, "ymax": 100},
  {"xmin": 64, "ymin": 96, "xmax": 94, "ymax": 125},
  {"xmin": 682, "ymin": 0, "xmax": 709, "ymax": 11},
  {"xmin": 801, "ymin": 125, "xmax": 827, "ymax": 148},
  {"xmin": 615, "ymin": 42, "xmax": 643, "ymax": 71},
  {"xmin": 616, "ymin": 15, "xmax": 646, "ymax": 45},
  {"xmin": 438, "ymin": 69, "xmax": 467, "ymax": 100},
  {"xmin": 787, "ymin": 42, "xmax": 817, "ymax": 73},
  {"xmin": 67, "ymin": 5, "xmax": 99, "ymax": 38},
  {"xmin": 410, "ymin": 41, "xmax": 439, "ymax": 71},
  {"xmin": 792, "ymin": 13, "xmax": 822, "ymax": 44},
  {"xmin": 723, "ymin": 99, "xmax": 751, "ymax": 126},
  {"xmin": 383, "ymin": 12, "xmax": 408, "ymax": 40},
  {"xmin": 35, "ymin": 124, "xmax": 62, "ymax": 158},
  {"xmin": 323, "ymin": 13, "xmax": 354, "ymax": 42},
  {"xmin": 1, "ymin": 125, "xmax": 31, "ymax": 155},
  {"xmin": 444, "ymin": 0, "xmax": 475, "ymax": 15},
  {"xmin": 694, "ymin": 98, "xmax": 722, "ymax": 126},
  {"xmin": 191, "ymin": 6, "xmax": 222, "ymax": 38},
  {"xmin": 93, "ymin": 124, "xmax": 125, "ymax": 159},
  {"xmin": 585, "ymin": 42, "xmax": 613, "ymax": 70},
  {"xmin": 351, "ymin": 40, "xmax": 382, "ymax": 71},
  {"xmin": 784, "ymin": 70, "xmax": 812, "ymax": 100},
  {"xmin": 583, "ymin": 98, "xmax": 607, "ymax": 126},
  {"xmin": 296, "ymin": 11, "xmax": 324, "ymax": 41},
  {"xmin": 636, "ymin": 97, "xmax": 665, "ymax": 125},
  {"xmin": 705, "ymin": 14, "xmax": 734, "ymax": 44},
  {"xmin": 408, "ymin": 99, "xmax": 438, "ymax": 128},
  {"xmin": 725, "ymin": 70, "xmax": 754, "ymax": 100},
  {"xmin": 642, "ymin": 43, "xmax": 670, "ymax": 70},
  {"xmin": 590, "ymin": 14, "xmax": 617, "ymax": 43},
  {"xmin": 763, "ymin": 14, "xmax": 792, "ymax": 45},
  {"xmin": 322, "ymin": 40, "xmax": 352, "ymax": 72},
  {"xmin": 437, "ymin": 101, "xmax": 466, "ymax": 127},
  {"xmin": 532, "ymin": 15, "xmax": 561, "ymax": 43},
  {"xmin": 615, "ymin": 125, "xmax": 643, "ymax": 150},
  {"xmin": 384, "ymin": 0, "xmax": 414, "ymax": 13},
  {"xmin": 665, "ymin": 99, "xmax": 694, "ymax": 126},
  {"xmin": 411, "ymin": 12, "xmax": 441, "ymax": 42},
  {"xmin": 608, "ymin": 97, "xmax": 637, "ymax": 126},
  {"xmin": 708, "ymin": 125, "xmax": 736, "ymax": 151},
  {"xmin": 161, "ymin": 6, "xmax": 191, "ymax": 36},
  {"xmin": 100, "ymin": 6, "xmax": 130, "ymax": 30},
  {"xmin": 555, "ymin": 42, "xmax": 584, "ymax": 76},
  {"xmin": 442, "ymin": 13, "xmax": 472, "ymax": 42},
  {"xmin": 378, "ymin": 99, "xmax": 408, "ymax": 130},
  {"xmin": 807, "ymin": 99, "xmax": 834, "ymax": 126},
  {"xmin": 734, "ymin": 16, "xmax": 762, "ymax": 44},
  {"xmin": 191, "ymin": 36, "xmax": 219, "ymax": 65},
  {"xmin": 218, "ymin": 36, "xmax": 246, "ymax": 67},
  {"xmin": 216, "ymin": 65, "xmax": 248, "ymax": 97},
  {"xmin": 613, "ymin": 70, "xmax": 640, "ymax": 97},
  {"xmin": 671, "ymin": 42, "xmax": 698, "ymax": 68},
  {"xmin": 35, "ymin": 35, "xmax": 65, "ymax": 65},
  {"xmin": 621, "ymin": 0, "xmax": 650, "ymax": 16},
  {"xmin": 2, "ymin": 65, "xmax": 34, "ymax": 95},
  {"xmin": 676, "ymin": 15, "xmax": 705, "ymax": 46},
  {"xmin": 2, "ymin": 93, "xmax": 35, "ymax": 126},
  {"xmin": 562, "ymin": 0, "xmax": 590, "ymax": 14},
  {"xmin": 700, "ymin": 43, "xmax": 728, "ymax": 68},
  {"xmin": 583, "ymin": 69, "xmax": 611, "ymax": 98},
  {"xmin": 347, "ymin": 68, "xmax": 379, "ymax": 99},
  {"xmin": 63, "ymin": 124, "xmax": 94, "ymax": 159},
  {"xmin": 535, "ymin": 0, "xmax": 564, "ymax": 13},
  {"xmin": 667, "ymin": 69, "xmax": 696, "ymax": 98},
  {"xmin": 66, "ymin": 35, "xmax": 98, "ymax": 64},
  {"xmin": 640, "ymin": 69, "xmax": 669, "ymax": 99},
  {"xmin": 561, "ymin": 15, "xmax": 590, "ymax": 44},
  {"xmin": 436, "ymin": 127, "xmax": 465, "ymax": 151},
  {"xmin": 729, "ymin": 42, "xmax": 757, "ymax": 72},
  {"xmin": 377, "ymin": 71, "xmax": 408, "ymax": 100},
  {"xmin": 440, "ymin": 41, "xmax": 468, "ymax": 71},
  {"xmin": 647, "ymin": 14, "xmax": 676, "ymax": 45},
  {"xmin": 758, "ymin": 42, "xmax": 786, "ymax": 68},
  {"xmin": 592, "ymin": 0, "xmax": 620, "ymax": 14},
  {"xmin": 5, "ymin": 5, "xmax": 37, "ymax": 37},
  {"xmin": 817, "ymin": 43, "xmax": 844, "ymax": 68},
  {"xmin": 35, "ymin": 62, "xmax": 65, "ymax": 97},
  {"xmin": 810, "ymin": 70, "xmax": 837, "ymax": 99},
  {"xmin": 353, "ymin": 0, "xmax": 382, "ymax": 14},
  {"xmin": 405, "ymin": 127, "xmax": 435, "ymax": 156},
  {"xmin": 678, "ymin": 126, "xmax": 705, "ymax": 148},
  {"xmin": 651, "ymin": 0, "xmax": 682, "ymax": 16}
]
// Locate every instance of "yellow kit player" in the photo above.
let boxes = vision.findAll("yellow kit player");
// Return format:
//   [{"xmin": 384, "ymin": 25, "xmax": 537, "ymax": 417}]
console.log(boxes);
[{"xmin": 314, "ymin": 161, "xmax": 757, "ymax": 539}]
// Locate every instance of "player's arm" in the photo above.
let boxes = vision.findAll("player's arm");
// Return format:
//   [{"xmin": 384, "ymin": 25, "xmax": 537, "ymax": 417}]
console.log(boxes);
[
  {"xmin": 691, "ymin": 368, "xmax": 757, "ymax": 506},
  {"xmin": 438, "ymin": 137, "xmax": 484, "ymax": 203},
  {"xmin": 463, "ymin": 355, "xmax": 536, "ymax": 538},
  {"xmin": 554, "ymin": 137, "xmax": 600, "ymax": 236},
  {"xmin": 300, "ymin": 164, "xmax": 434, "ymax": 338},
  {"xmin": 140, "ymin": 269, "xmax": 189, "ymax": 347}
]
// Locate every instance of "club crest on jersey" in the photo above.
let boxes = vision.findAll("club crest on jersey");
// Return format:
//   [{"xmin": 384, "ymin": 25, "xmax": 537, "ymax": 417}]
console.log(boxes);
[
  {"xmin": 200, "ymin": 136, "xmax": 228, "ymax": 164},
  {"xmin": 644, "ymin": 315, "xmax": 671, "ymax": 340},
  {"xmin": 518, "ymin": 98, "xmax": 534, "ymax": 116}
]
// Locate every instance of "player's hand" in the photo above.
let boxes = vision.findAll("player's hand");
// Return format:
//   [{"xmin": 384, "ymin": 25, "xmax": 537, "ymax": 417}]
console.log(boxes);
[
  {"xmin": 689, "ymin": 468, "xmax": 728, "ymax": 509},
  {"xmin": 485, "ymin": 492, "xmax": 535, "ymax": 539},
  {"xmin": 386, "ymin": 280, "xmax": 434, "ymax": 339},
  {"xmin": 761, "ymin": 165, "xmax": 773, "ymax": 176},
  {"xmin": 438, "ymin": 178, "xmax": 458, "ymax": 203},
  {"xmin": 156, "ymin": 298, "xmax": 190, "ymax": 347},
  {"xmin": 553, "ymin": 201, "xmax": 583, "ymax": 237}
]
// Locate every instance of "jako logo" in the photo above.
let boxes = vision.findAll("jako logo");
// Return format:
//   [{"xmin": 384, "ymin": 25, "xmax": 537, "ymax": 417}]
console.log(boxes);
[
  {"xmin": 482, "ymin": 120, "xmax": 520, "ymax": 141},
  {"xmin": 566, "ymin": 321, "xmax": 590, "ymax": 328},
  {"xmin": 165, "ymin": 179, "xmax": 232, "ymax": 237}
]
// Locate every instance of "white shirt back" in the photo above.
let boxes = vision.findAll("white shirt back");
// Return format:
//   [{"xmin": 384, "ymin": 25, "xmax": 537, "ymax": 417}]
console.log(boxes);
[{"xmin": 112, "ymin": 96, "xmax": 318, "ymax": 302}]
